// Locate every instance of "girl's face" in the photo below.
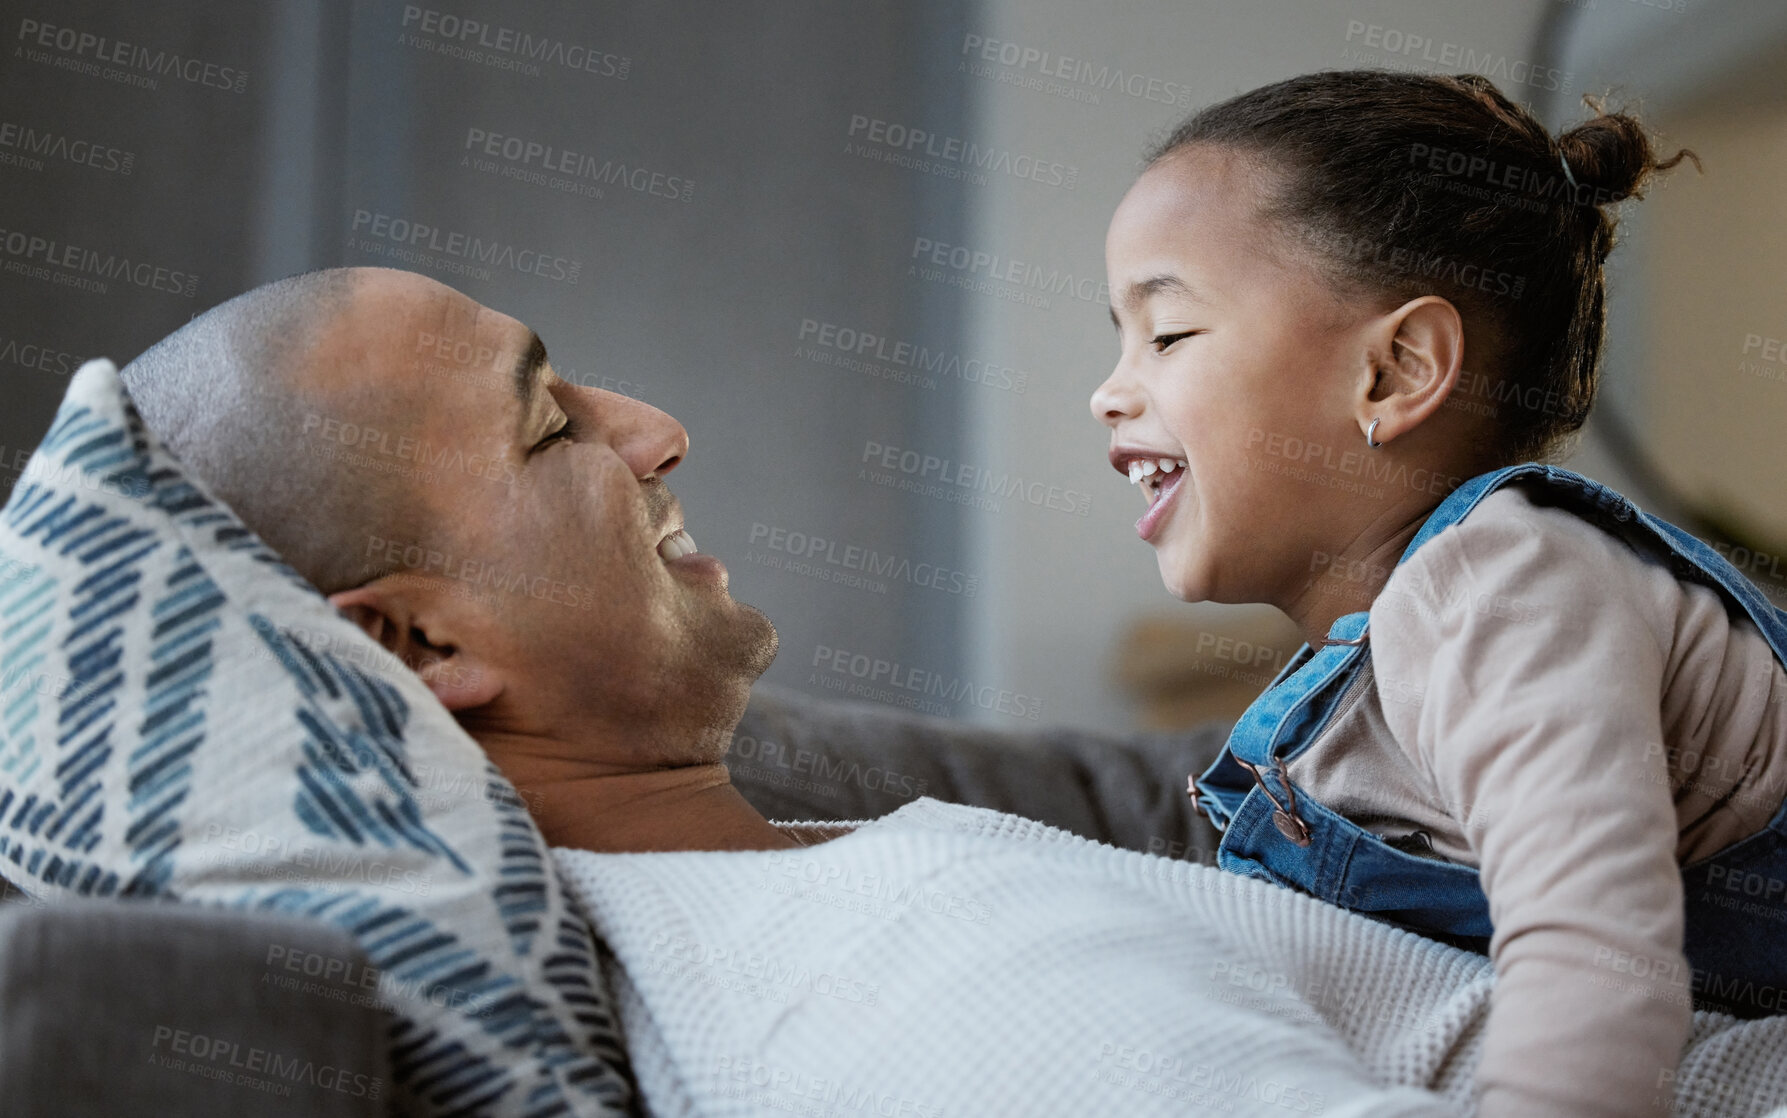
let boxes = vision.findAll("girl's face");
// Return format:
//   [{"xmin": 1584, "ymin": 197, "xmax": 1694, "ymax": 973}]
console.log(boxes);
[{"xmin": 1092, "ymin": 146, "xmax": 1381, "ymax": 609}]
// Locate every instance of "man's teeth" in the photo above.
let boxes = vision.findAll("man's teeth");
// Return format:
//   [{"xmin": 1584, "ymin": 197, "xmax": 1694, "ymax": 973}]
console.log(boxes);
[
  {"xmin": 1127, "ymin": 458, "xmax": 1187, "ymax": 485},
  {"xmin": 657, "ymin": 529, "xmax": 698, "ymax": 561}
]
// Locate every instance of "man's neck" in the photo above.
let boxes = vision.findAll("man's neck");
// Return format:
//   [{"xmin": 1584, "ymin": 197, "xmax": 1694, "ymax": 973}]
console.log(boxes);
[{"xmin": 503, "ymin": 757, "xmax": 798, "ymax": 853}]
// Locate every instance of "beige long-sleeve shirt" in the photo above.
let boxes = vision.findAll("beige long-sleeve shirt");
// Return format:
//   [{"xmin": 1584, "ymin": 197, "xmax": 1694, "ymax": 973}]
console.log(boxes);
[{"xmin": 1290, "ymin": 485, "xmax": 1787, "ymax": 1118}]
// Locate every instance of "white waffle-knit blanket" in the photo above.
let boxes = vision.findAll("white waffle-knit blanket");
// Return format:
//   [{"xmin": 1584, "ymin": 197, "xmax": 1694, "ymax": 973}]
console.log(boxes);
[{"xmin": 555, "ymin": 798, "xmax": 1787, "ymax": 1118}]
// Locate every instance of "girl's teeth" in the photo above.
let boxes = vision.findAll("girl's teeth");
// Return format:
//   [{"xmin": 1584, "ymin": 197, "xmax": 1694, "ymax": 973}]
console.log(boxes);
[
  {"xmin": 657, "ymin": 529, "xmax": 698, "ymax": 561},
  {"xmin": 1126, "ymin": 458, "xmax": 1188, "ymax": 485}
]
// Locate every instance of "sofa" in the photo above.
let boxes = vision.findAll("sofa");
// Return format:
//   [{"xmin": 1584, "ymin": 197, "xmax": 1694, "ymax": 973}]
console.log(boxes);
[{"xmin": 0, "ymin": 683, "xmax": 1231, "ymax": 1116}]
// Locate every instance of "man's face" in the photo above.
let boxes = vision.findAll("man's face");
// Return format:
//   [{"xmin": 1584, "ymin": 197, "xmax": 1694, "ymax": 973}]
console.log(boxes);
[{"xmin": 313, "ymin": 269, "xmax": 776, "ymax": 762}]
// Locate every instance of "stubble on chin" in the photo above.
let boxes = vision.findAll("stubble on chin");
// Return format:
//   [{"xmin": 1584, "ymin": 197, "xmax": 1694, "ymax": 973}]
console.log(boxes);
[
  {"xmin": 692, "ymin": 590, "xmax": 777, "ymax": 677},
  {"xmin": 673, "ymin": 602, "xmax": 777, "ymax": 764},
  {"xmin": 735, "ymin": 603, "xmax": 778, "ymax": 677}
]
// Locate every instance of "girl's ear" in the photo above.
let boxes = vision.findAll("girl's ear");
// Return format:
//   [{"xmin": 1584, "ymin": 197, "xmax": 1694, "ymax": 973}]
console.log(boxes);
[
  {"xmin": 1359, "ymin": 295, "xmax": 1465, "ymax": 442},
  {"xmin": 328, "ymin": 581, "xmax": 504, "ymax": 712}
]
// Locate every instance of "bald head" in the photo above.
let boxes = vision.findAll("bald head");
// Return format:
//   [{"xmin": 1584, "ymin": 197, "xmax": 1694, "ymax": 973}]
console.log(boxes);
[
  {"xmin": 120, "ymin": 264, "xmax": 783, "ymax": 818},
  {"xmin": 122, "ymin": 267, "xmax": 448, "ymax": 593}
]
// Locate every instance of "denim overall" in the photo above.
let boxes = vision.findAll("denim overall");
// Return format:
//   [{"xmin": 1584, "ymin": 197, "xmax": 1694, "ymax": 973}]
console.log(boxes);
[{"xmin": 1189, "ymin": 463, "xmax": 1787, "ymax": 1018}]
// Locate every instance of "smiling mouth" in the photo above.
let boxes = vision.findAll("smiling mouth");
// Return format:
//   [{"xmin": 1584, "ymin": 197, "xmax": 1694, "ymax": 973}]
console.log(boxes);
[
  {"xmin": 1126, "ymin": 456, "xmax": 1188, "ymax": 507},
  {"xmin": 1112, "ymin": 453, "xmax": 1189, "ymax": 542},
  {"xmin": 657, "ymin": 528, "xmax": 698, "ymax": 561}
]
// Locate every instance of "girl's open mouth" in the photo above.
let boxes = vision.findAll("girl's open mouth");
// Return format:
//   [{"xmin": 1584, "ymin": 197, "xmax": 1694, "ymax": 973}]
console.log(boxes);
[{"xmin": 1129, "ymin": 456, "xmax": 1187, "ymax": 542}]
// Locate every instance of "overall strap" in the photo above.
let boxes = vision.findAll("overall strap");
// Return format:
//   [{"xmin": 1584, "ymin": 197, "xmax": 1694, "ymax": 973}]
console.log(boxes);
[
  {"xmin": 1189, "ymin": 461, "xmax": 1787, "ymax": 949},
  {"xmin": 1632, "ymin": 514, "xmax": 1787, "ymax": 669},
  {"xmin": 1191, "ymin": 460, "xmax": 1787, "ymax": 838},
  {"xmin": 1225, "ymin": 611, "xmax": 1371, "ymax": 769},
  {"xmin": 1395, "ymin": 462, "xmax": 1545, "ymax": 565},
  {"xmin": 1194, "ymin": 611, "xmax": 1370, "ymax": 835},
  {"xmin": 1428, "ymin": 463, "xmax": 1787, "ymax": 671}
]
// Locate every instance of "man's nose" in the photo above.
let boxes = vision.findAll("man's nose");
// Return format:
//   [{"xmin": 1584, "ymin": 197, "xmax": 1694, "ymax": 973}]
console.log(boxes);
[{"xmin": 604, "ymin": 393, "xmax": 689, "ymax": 479}]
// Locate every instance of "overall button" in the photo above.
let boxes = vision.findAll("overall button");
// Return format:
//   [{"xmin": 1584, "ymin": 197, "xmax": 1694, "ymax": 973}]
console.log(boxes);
[
  {"xmin": 1273, "ymin": 810, "xmax": 1312, "ymax": 846},
  {"xmin": 1237, "ymin": 757, "xmax": 1313, "ymax": 847}
]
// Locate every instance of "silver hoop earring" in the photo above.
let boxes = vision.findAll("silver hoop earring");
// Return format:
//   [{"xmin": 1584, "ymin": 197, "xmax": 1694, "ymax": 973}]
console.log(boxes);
[{"xmin": 1364, "ymin": 418, "xmax": 1382, "ymax": 449}]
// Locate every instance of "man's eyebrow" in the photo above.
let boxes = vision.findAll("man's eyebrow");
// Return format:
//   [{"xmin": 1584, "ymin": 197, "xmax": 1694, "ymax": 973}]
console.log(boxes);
[{"xmin": 513, "ymin": 331, "xmax": 548, "ymax": 407}]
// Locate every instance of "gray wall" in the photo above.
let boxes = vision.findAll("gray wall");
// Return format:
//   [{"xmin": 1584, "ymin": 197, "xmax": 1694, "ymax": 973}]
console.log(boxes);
[
  {"xmin": 1, "ymin": 0, "xmax": 978, "ymax": 709},
  {"xmin": 4, "ymin": 0, "xmax": 1782, "ymax": 733},
  {"xmin": 1, "ymin": 2, "xmax": 273, "ymax": 470}
]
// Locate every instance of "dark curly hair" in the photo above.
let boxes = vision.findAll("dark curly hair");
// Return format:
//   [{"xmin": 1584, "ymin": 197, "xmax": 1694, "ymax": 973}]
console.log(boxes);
[{"xmin": 1149, "ymin": 69, "xmax": 1699, "ymax": 462}]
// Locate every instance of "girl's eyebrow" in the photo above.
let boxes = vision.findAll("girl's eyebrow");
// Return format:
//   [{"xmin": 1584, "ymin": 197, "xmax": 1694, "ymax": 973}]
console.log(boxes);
[
  {"xmin": 1111, "ymin": 273, "xmax": 1212, "ymax": 332},
  {"xmin": 1122, "ymin": 273, "xmax": 1208, "ymax": 311}
]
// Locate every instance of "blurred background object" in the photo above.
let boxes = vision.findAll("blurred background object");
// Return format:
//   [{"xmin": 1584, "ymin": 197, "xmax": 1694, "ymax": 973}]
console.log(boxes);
[
  {"xmin": 4, "ymin": 0, "xmax": 1783, "ymax": 734},
  {"xmin": 1113, "ymin": 607, "xmax": 1305, "ymax": 730}
]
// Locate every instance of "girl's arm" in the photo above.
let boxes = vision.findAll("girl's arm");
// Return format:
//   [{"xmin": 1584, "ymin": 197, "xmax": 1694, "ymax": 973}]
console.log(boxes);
[{"xmin": 1372, "ymin": 493, "xmax": 1690, "ymax": 1118}]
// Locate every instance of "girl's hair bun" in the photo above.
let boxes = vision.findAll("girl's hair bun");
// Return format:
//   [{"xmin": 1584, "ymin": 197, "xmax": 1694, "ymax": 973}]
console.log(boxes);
[{"xmin": 1556, "ymin": 97, "xmax": 1700, "ymax": 207}]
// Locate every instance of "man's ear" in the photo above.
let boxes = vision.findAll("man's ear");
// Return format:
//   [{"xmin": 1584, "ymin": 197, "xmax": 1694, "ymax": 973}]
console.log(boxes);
[
  {"xmin": 1356, "ymin": 295, "xmax": 1466, "ymax": 446},
  {"xmin": 327, "ymin": 579, "xmax": 504, "ymax": 712}
]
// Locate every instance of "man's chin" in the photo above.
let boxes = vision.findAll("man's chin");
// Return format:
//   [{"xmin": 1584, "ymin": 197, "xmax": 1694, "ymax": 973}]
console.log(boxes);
[
  {"xmin": 679, "ymin": 606, "xmax": 775, "ymax": 764},
  {"xmin": 733, "ymin": 602, "xmax": 778, "ymax": 679},
  {"xmin": 690, "ymin": 596, "xmax": 777, "ymax": 688}
]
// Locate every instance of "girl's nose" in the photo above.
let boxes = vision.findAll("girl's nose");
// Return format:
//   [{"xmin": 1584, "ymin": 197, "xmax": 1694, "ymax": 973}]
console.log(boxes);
[{"xmin": 1090, "ymin": 364, "xmax": 1143, "ymax": 428}]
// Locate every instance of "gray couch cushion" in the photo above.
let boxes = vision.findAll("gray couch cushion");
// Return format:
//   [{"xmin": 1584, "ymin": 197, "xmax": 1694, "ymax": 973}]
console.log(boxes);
[
  {"xmin": 0, "ymin": 360, "xmax": 629, "ymax": 1117},
  {"xmin": 730, "ymin": 683, "xmax": 1227, "ymax": 863},
  {"xmin": 0, "ymin": 899, "xmax": 389, "ymax": 1118}
]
